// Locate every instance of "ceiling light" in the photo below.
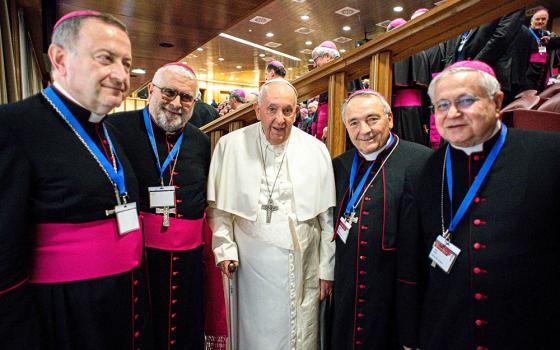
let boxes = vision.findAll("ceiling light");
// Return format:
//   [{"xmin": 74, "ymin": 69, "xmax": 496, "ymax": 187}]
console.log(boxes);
[
  {"xmin": 301, "ymin": 15, "xmax": 310, "ymax": 20},
  {"xmin": 340, "ymin": 49, "xmax": 347, "ymax": 53},
  {"xmin": 266, "ymin": 32, "xmax": 274, "ymax": 37},
  {"xmin": 218, "ymin": 57, "xmax": 225, "ymax": 61},
  {"xmin": 197, "ymin": 48, "xmax": 203, "ymax": 51},
  {"xmin": 248, "ymin": 29, "xmax": 253, "ymax": 32},
  {"xmin": 259, "ymin": 53, "xmax": 266, "ymax": 57},
  {"xmin": 219, "ymin": 33, "xmax": 301, "ymax": 61},
  {"xmin": 288, "ymin": 67, "xmax": 293, "ymax": 70},
  {"xmin": 181, "ymin": 61, "xmax": 188, "ymax": 64},
  {"xmin": 342, "ymin": 25, "xmax": 351, "ymax": 31},
  {"xmin": 305, "ymin": 40, "xmax": 312, "ymax": 45},
  {"xmin": 236, "ymin": 65, "xmax": 242, "ymax": 69},
  {"xmin": 131, "ymin": 68, "xmax": 146, "ymax": 75},
  {"xmin": 308, "ymin": 59, "xmax": 314, "ymax": 62},
  {"xmin": 393, "ymin": 6, "xmax": 403, "ymax": 12},
  {"xmin": 295, "ymin": 75, "xmax": 300, "ymax": 78}
]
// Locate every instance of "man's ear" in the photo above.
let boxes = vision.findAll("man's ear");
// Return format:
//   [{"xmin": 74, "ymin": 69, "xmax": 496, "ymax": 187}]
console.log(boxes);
[
  {"xmin": 147, "ymin": 82, "xmax": 154, "ymax": 99},
  {"xmin": 387, "ymin": 112, "xmax": 394, "ymax": 130},
  {"xmin": 494, "ymin": 91, "xmax": 505, "ymax": 111},
  {"xmin": 48, "ymin": 44, "xmax": 68, "ymax": 76},
  {"xmin": 255, "ymin": 104, "xmax": 262, "ymax": 121}
]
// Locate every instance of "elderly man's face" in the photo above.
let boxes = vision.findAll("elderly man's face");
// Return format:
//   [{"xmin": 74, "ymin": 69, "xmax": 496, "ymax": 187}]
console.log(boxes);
[
  {"xmin": 308, "ymin": 104, "xmax": 317, "ymax": 114},
  {"xmin": 433, "ymin": 71, "xmax": 503, "ymax": 147},
  {"xmin": 148, "ymin": 70, "xmax": 197, "ymax": 132},
  {"xmin": 256, "ymin": 83, "xmax": 296, "ymax": 145},
  {"xmin": 531, "ymin": 10, "xmax": 549, "ymax": 30},
  {"xmin": 62, "ymin": 18, "xmax": 131, "ymax": 114},
  {"xmin": 314, "ymin": 55, "xmax": 332, "ymax": 68},
  {"xmin": 344, "ymin": 95, "xmax": 393, "ymax": 155}
]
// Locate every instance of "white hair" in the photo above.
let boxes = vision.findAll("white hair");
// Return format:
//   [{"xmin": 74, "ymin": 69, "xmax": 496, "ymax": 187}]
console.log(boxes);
[
  {"xmin": 152, "ymin": 65, "xmax": 199, "ymax": 95},
  {"xmin": 427, "ymin": 67, "xmax": 501, "ymax": 103},
  {"xmin": 311, "ymin": 46, "xmax": 340, "ymax": 60},
  {"xmin": 340, "ymin": 91, "xmax": 392, "ymax": 124},
  {"xmin": 258, "ymin": 78, "xmax": 298, "ymax": 105}
]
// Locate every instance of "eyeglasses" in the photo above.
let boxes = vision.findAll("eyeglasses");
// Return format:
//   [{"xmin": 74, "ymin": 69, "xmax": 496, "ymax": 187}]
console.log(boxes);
[
  {"xmin": 152, "ymin": 84, "xmax": 195, "ymax": 104},
  {"xmin": 431, "ymin": 95, "xmax": 480, "ymax": 115},
  {"xmin": 264, "ymin": 105, "xmax": 296, "ymax": 118}
]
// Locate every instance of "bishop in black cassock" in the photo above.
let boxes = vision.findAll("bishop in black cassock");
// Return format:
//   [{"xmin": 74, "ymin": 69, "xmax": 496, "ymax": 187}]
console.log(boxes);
[
  {"xmin": 397, "ymin": 61, "xmax": 560, "ymax": 350},
  {"xmin": 108, "ymin": 62, "xmax": 224, "ymax": 350},
  {"xmin": 331, "ymin": 89, "xmax": 431, "ymax": 349},
  {"xmin": 0, "ymin": 12, "xmax": 152, "ymax": 350}
]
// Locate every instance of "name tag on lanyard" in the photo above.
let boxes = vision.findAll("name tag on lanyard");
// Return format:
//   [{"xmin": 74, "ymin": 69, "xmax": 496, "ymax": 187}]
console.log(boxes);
[
  {"xmin": 539, "ymin": 46, "xmax": 547, "ymax": 54},
  {"xmin": 337, "ymin": 216, "xmax": 351, "ymax": 243},
  {"xmin": 429, "ymin": 235, "xmax": 461, "ymax": 273},
  {"xmin": 149, "ymin": 186, "xmax": 176, "ymax": 208},
  {"xmin": 115, "ymin": 202, "xmax": 140, "ymax": 235}
]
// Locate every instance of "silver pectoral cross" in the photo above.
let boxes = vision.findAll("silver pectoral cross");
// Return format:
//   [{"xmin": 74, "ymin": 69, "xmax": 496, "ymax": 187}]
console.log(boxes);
[
  {"xmin": 156, "ymin": 206, "xmax": 176, "ymax": 227},
  {"xmin": 261, "ymin": 198, "xmax": 279, "ymax": 224},
  {"xmin": 347, "ymin": 211, "xmax": 358, "ymax": 224}
]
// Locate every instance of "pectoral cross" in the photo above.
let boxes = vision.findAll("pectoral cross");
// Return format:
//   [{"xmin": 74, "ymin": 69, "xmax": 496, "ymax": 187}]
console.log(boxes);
[
  {"xmin": 347, "ymin": 211, "xmax": 358, "ymax": 224},
  {"xmin": 156, "ymin": 206, "xmax": 176, "ymax": 227},
  {"xmin": 261, "ymin": 198, "xmax": 279, "ymax": 224}
]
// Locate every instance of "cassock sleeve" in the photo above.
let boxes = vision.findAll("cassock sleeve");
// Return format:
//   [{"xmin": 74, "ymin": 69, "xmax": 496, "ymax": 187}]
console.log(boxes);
[
  {"xmin": 318, "ymin": 207, "xmax": 335, "ymax": 281},
  {"xmin": 207, "ymin": 206, "xmax": 238, "ymax": 265},
  {"xmin": 396, "ymin": 172, "xmax": 427, "ymax": 348},
  {"xmin": 474, "ymin": 10, "xmax": 524, "ymax": 64}
]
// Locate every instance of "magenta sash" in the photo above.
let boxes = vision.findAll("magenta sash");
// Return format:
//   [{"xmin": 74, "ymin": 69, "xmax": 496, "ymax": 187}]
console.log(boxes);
[
  {"xmin": 30, "ymin": 219, "xmax": 142, "ymax": 284},
  {"xmin": 142, "ymin": 212, "xmax": 204, "ymax": 251},
  {"xmin": 530, "ymin": 52, "xmax": 548, "ymax": 64},
  {"xmin": 393, "ymin": 89, "xmax": 422, "ymax": 107}
]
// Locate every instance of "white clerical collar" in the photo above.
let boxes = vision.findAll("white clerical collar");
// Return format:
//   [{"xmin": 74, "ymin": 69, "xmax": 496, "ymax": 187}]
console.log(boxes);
[
  {"xmin": 53, "ymin": 82, "xmax": 105, "ymax": 123},
  {"xmin": 451, "ymin": 121, "xmax": 501, "ymax": 155},
  {"xmin": 360, "ymin": 133, "xmax": 393, "ymax": 161}
]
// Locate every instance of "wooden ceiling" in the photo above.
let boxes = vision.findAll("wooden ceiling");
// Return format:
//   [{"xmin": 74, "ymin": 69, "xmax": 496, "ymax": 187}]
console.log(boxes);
[{"xmin": 16, "ymin": 0, "xmax": 560, "ymax": 93}]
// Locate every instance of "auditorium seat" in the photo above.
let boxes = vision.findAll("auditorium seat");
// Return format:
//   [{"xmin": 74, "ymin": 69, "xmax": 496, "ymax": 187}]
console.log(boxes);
[
  {"xmin": 514, "ymin": 89, "xmax": 537, "ymax": 99},
  {"xmin": 500, "ymin": 95, "xmax": 540, "ymax": 114},
  {"xmin": 538, "ymin": 93, "xmax": 560, "ymax": 113},
  {"xmin": 538, "ymin": 84, "xmax": 560, "ymax": 100}
]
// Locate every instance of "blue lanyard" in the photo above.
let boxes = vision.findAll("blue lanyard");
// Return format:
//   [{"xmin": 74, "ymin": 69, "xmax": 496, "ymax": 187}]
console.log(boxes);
[
  {"xmin": 445, "ymin": 125, "xmax": 507, "ymax": 233},
  {"xmin": 43, "ymin": 86, "xmax": 128, "ymax": 197},
  {"xmin": 344, "ymin": 133, "xmax": 394, "ymax": 215},
  {"xmin": 142, "ymin": 108, "xmax": 184, "ymax": 180},
  {"xmin": 528, "ymin": 28, "xmax": 543, "ymax": 47}
]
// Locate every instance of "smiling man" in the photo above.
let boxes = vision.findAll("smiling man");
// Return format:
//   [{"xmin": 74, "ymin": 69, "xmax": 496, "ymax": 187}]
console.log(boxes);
[
  {"xmin": 207, "ymin": 78, "xmax": 336, "ymax": 349},
  {"xmin": 397, "ymin": 60, "xmax": 560, "ymax": 350},
  {"xmin": 0, "ymin": 11, "xmax": 151, "ymax": 349},
  {"xmin": 108, "ymin": 63, "xmax": 226, "ymax": 349},
  {"xmin": 330, "ymin": 90, "xmax": 431, "ymax": 349}
]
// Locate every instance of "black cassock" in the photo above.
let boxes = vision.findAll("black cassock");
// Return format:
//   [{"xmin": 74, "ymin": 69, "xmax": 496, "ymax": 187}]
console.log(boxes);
[
  {"xmin": 397, "ymin": 128, "xmax": 560, "ymax": 349},
  {"xmin": 392, "ymin": 52, "xmax": 431, "ymax": 146},
  {"xmin": 0, "ymin": 90, "xmax": 151, "ymax": 350},
  {"xmin": 109, "ymin": 109, "xmax": 211, "ymax": 350},
  {"xmin": 331, "ymin": 137, "xmax": 431, "ymax": 350}
]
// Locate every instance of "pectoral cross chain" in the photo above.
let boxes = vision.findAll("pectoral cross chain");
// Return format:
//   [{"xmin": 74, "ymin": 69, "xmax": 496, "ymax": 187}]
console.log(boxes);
[
  {"xmin": 261, "ymin": 198, "xmax": 279, "ymax": 224},
  {"xmin": 156, "ymin": 206, "xmax": 176, "ymax": 227}
]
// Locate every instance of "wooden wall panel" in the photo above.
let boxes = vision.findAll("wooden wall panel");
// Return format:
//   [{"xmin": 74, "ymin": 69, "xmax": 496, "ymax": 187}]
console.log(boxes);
[
  {"xmin": 327, "ymin": 72, "xmax": 347, "ymax": 158},
  {"xmin": 369, "ymin": 52, "xmax": 392, "ymax": 104}
]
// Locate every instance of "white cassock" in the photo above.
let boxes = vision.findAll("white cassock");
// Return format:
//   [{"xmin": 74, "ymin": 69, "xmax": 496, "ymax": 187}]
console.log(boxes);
[{"xmin": 207, "ymin": 122, "xmax": 335, "ymax": 350}]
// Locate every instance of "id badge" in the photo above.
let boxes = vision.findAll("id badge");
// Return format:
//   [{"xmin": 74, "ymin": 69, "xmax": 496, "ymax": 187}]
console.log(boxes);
[
  {"xmin": 428, "ymin": 235, "xmax": 461, "ymax": 273},
  {"xmin": 115, "ymin": 202, "xmax": 140, "ymax": 235},
  {"xmin": 337, "ymin": 217, "xmax": 351, "ymax": 244},
  {"xmin": 539, "ymin": 46, "xmax": 547, "ymax": 54},
  {"xmin": 149, "ymin": 186, "xmax": 176, "ymax": 208}
]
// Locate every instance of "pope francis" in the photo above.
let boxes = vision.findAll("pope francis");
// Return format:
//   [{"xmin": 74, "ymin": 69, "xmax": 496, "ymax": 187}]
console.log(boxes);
[{"xmin": 207, "ymin": 78, "xmax": 335, "ymax": 349}]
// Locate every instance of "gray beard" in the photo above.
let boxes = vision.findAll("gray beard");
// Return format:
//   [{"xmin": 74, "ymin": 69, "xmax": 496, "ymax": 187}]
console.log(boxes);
[{"xmin": 154, "ymin": 109, "xmax": 192, "ymax": 132}]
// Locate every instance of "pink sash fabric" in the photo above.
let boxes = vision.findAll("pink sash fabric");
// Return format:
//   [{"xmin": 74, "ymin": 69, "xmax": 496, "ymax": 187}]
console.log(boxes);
[
  {"xmin": 393, "ymin": 88, "xmax": 422, "ymax": 107},
  {"xmin": 142, "ymin": 212, "xmax": 204, "ymax": 251},
  {"xmin": 429, "ymin": 113, "xmax": 441, "ymax": 149},
  {"xmin": 315, "ymin": 102, "xmax": 328, "ymax": 140},
  {"xmin": 530, "ymin": 52, "xmax": 548, "ymax": 64},
  {"xmin": 30, "ymin": 219, "xmax": 142, "ymax": 284}
]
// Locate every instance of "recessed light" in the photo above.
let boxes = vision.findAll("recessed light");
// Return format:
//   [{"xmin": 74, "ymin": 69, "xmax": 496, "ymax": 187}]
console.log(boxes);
[
  {"xmin": 301, "ymin": 15, "xmax": 310, "ymax": 20},
  {"xmin": 288, "ymin": 67, "xmax": 293, "ymax": 70},
  {"xmin": 308, "ymin": 59, "xmax": 314, "ymax": 62},
  {"xmin": 249, "ymin": 29, "xmax": 253, "ymax": 32},
  {"xmin": 236, "ymin": 65, "xmax": 242, "ymax": 69},
  {"xmin": 197, "ymin": 48, "xmax": 203, "ymax": 51},
  {"xmin": 159, "ymin": 42, "xmax": 174, "ymax": 48},
  {"xmin": 131, "ymin": 68, "xmax": 146, "ymax": 75},
  {"xmin": 305, "ymin": 40, "xmax": 312, "ymax": 45},
  {"xmin": 393, "ymin": 6, "xmax": 403, "ymax": 12},
  {"xmin": 218, "ymin": 57, "xmax": 225, "ymax": 61},
  {"xmin": 266, "ymin": 32, "xmax": 274, "ymax": 37},
  {"xmin": 340, "ymin": 49, "xmax": 347, "ymax": 53},
  {"xmin": 259, "ymin": 53, "xmax": 266, "ymax": 57},
  {"xmin": 342, "ymin": 25, "xmax": 351, "ymax": 31},
  {"xmin": 295, "ymin": 75, "xmax": 300, "ymax": 78}
]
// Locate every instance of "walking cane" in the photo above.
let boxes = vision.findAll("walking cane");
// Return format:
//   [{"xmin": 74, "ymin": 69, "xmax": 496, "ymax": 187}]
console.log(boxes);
[{"xmin": 227, "ymin": 262, "xmax": 238, "ymax": 350}]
